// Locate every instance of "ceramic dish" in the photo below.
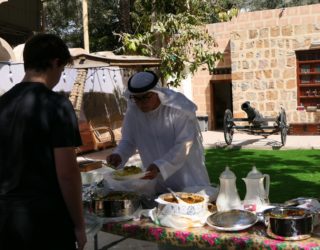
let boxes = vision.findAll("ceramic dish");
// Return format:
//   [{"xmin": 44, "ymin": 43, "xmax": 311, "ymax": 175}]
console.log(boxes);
[
  {"xmin": 284, "ymin": 197, "xmax": 319, "ymax": 207},
  {"xmin": 206, "ymin": 209, "xmax": 258, "ymax": 231},
  {"xmin": 156, "ymin": 192, "xmax": 208, "ymax": 216}
]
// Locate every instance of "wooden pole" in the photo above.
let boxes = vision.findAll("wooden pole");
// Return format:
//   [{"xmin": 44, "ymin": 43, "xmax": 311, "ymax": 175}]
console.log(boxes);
[
  {"xmin": 40, "ymin": 0, "xmax": 46, "ymax": 32},
  {"xmin": 82, "ymin": 0, "xmax": 89, "ymax": 52}
]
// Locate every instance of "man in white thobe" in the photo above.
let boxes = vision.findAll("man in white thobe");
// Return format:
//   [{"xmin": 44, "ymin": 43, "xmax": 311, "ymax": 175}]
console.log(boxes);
[{"xmin": 107, "ymin": 71, "xmax": 211, "ymax": 194}]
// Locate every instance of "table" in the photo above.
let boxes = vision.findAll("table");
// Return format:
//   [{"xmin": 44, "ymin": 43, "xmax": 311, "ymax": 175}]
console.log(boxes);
[{"xmin": 102, "ymin": 218, "xmax": 320, "ymax": 250}]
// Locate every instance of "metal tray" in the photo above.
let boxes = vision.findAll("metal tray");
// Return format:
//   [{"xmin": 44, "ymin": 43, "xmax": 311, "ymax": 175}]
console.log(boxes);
[{"xmin": 206, "ymin": 209, "xmax": 258, "ymax": 231}]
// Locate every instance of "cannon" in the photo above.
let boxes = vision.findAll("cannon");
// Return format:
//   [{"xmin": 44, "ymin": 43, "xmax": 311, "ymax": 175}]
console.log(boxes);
[
  {"xmin": 223, "ymin": 101, "xmax": 288, "ymax": 146},
  {"xmin": 241, "ymin": 101, "xmax": 267, "ymax": 127}
]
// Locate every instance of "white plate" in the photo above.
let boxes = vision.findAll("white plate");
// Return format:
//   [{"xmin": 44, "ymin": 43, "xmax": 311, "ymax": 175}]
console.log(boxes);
[
  {"xmin": 111, "ymin": 170, "xmax": 149, "ymax": 180},
  {"xmin": 206, "ymin": 209, "xmax": 258, "ymax": 231}
]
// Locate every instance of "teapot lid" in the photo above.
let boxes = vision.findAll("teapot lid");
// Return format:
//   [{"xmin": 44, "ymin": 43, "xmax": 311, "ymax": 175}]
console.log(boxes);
[
  {"xmin": 246, "ymin": 166, "xmax": 263, "ymax": 179},
  {"xmin": 219, "ymin": 166, "xmax": 236, "ymax": 179}
]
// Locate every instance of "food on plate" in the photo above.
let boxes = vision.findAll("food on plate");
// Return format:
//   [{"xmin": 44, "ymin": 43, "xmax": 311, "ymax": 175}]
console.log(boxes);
[
  {"xmin": 113, "ymin": 165, "xmax": 142, "ymax": 177},
  {"xmin": 164, "ymin": 194, "xmax": 204, "ymax": 204}
]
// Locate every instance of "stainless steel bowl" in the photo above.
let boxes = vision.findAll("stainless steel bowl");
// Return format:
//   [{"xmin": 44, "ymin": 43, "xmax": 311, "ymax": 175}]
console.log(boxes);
[
  {"xmin": 264, "ymin": 207, "xmax": 313, "ymax": 240},
  {"xmin": 94, "ymin": 191, "xmax": 140, "ymax": 217}
]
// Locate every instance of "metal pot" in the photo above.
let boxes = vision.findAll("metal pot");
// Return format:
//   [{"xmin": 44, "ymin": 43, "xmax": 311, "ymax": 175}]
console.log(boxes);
[
  {"xmin": 94, "ymin": 191, "xmax": 140, "ymax": 217},
  {"xmin": 264, "ymin": 207, "xmax": 314, "ymax": 240}
]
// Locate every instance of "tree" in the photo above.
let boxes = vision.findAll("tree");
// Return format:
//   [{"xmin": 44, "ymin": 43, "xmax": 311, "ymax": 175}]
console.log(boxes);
[
  {"xmin": 119, "ymin": 0, "xmax": 135, "ymax": 34},
  {"xmin": 116, "ymin": 0, "xmax": 239, "ymax": 86},
  {"xmin": 44, "ymin": 0, "xmax": 122, "ymax": 51},
  {"xmin": 44, "ymin": 0, "xmax": 83, "ymax": 48}
]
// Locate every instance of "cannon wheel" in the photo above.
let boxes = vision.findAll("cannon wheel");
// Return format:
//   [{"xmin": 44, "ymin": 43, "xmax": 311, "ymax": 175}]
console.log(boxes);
[
  {"xmin": 279, "ymin": 108, "xmax": 287, "ymax": 146},
  {"xmin": 223, "ymin": 109, "xmax": 234, "ymax": 145}
]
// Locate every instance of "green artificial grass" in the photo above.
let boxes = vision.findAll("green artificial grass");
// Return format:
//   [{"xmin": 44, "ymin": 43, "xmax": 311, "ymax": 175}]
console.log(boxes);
[{"xmin": 205, "ymin": 148, "xmax": 320, "ymax": 203}]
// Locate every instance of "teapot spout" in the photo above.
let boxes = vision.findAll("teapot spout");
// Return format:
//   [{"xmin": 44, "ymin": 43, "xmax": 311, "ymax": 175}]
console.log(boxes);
[{"xmin": 242, "ymin": 177, "xmax": 249, "ymax": 183}]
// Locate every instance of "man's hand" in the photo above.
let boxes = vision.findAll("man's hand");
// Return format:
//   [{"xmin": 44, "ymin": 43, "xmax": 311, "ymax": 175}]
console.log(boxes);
[
  {"xmin": 106, "ymin": 153, "xmax": 122, "ymax": 169},
  {"xmin": 142, "ymin": 163, "xmax": 159, "ymax": 179}
]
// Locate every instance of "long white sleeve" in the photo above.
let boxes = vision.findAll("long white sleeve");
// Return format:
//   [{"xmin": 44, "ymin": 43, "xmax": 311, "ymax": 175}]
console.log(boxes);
[{"xmin": 113, "ymin": 103, "xmax": 210, "ymax": 191}]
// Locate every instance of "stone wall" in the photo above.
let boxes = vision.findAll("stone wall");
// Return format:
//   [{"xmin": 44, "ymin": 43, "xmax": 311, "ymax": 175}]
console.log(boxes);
[{"xmin": 192, "ymin": 4, "xmax": 320, "ymax": 128}]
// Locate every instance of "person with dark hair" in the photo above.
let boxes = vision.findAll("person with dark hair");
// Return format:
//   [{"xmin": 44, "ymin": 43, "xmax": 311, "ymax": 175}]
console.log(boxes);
[
  {"xmin": 0, "ymin": 34, "xmax": 86, "ymax": 250},
  {"xmin": 107, "ymin": 71, "xmax": 211, "ymax": 194}
]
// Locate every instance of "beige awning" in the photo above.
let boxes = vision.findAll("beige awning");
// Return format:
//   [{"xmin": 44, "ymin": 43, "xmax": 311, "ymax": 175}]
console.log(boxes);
[
  {"xmin": 7, "ymin": 44, "xmax": 161, "ymax": 68},
  {"xmin": 72, "ymin": 51, "xmax": 161, "ymax": 69},
  {"xmin": 0, "ymin": 37, "xmax": 15, "ymax": 61},
  {"xmin": 13, "ymin": 43, "xmax": 24, "ymax": 62}
]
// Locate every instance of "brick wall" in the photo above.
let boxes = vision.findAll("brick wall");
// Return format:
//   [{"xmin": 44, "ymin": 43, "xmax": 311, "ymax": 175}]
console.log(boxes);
[{"xmin": 192, "ymin": 4, "xmax": 320, "ymax": 129}]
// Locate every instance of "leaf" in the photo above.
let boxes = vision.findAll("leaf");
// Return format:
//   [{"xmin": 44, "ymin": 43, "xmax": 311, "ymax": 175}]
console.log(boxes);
[{"xmin": 128, "ymin": 42, "xmax": 137, "ymax": 52}]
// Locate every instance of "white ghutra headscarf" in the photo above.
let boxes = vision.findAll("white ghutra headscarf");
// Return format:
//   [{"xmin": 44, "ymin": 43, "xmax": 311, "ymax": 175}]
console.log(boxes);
[{"xmin": 125, "ymin": 71, "xmax": 197, "ymax": 118}]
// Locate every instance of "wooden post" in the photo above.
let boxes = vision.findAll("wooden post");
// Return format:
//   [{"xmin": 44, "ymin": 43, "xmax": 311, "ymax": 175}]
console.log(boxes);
[
  {"xmin": 40, "ymin": 0, "xmax": 46, "ymax": 32},
  {"xmin": 82, "ymin": 0, "xmax": 89, "ymax": 52}
]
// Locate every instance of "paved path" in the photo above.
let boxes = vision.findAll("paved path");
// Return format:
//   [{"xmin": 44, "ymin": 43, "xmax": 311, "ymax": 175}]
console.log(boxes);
[
  {"xmin": 81, "ymin": 131, "xmax": 320, "ymax": 163},
  {"xmin": 202, "ymin": 130, "xmax": 320, "ymax": 150},
  {"xmin": 82, "ymin": 131, "xmax": 320, "ymax": 250}
]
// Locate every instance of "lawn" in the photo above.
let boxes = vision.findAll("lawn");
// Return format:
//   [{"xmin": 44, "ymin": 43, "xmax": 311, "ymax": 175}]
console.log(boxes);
[{"xmin": 205, "ymin": 148, "xmax": 320, "ymax": 203}]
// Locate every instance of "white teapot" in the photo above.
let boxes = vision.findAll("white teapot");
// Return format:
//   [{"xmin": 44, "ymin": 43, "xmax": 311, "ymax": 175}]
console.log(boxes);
[
  {"xmin": 242, "ymin": 166, "xmax": 270, "ymax": 212},
  {"xmin": 216, "ymin": 166, "xmax": 242, "ymax": 211}
]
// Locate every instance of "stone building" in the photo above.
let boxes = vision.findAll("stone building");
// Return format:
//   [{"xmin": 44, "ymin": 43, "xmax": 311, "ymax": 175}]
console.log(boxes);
[{"xmin": 191, "ymin": 3, "xmax": 320, "ymax": 134}]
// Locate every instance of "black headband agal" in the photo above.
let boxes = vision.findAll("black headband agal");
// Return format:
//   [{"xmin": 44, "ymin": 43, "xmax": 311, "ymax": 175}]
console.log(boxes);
[{"xmin": 128, "ymin": 71, "xmax": 159, "ymax": 94}]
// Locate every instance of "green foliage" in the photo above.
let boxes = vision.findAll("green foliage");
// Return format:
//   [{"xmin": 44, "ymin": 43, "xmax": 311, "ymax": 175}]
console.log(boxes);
[
  {"xmin": 117, "ymin": 0, "xmax": 237, "ymax": 87},
  {"xmin": 44, "ymin": 0, "xmax": 83, "ymax": 47},
  {"xmin": 44, "ymin": 0, "xmax": 121, "ymax": 51},
  {"xmin": 43, "ymin": 0, "xmax": 319, "ymax": 71}
]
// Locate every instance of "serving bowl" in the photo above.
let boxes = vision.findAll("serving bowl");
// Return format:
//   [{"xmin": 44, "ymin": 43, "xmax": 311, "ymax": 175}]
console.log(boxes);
[
  {"xmin": 264, "ymin": 207, "xmax": 314, "ymax": 240},
  {"xmin": 93, "ymin": 191, "xmax": 140, "ymax": 217},
  {"xmin": 155, "ymin": 192, "xmax": 208, "ymax": 216},
  {"xmin": 207, "ymin": 209, "xmax": 258, "ymax": 231}
]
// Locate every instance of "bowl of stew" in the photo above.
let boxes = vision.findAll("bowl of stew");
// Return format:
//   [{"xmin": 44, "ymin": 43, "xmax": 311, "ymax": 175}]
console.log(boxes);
[
  {"xmin": 155, "ymin": 192, "xmax": 208, "ymax": 216},
  {"xmin": 264, "ymin": 207, "xmax": 314, "ymax": 240}
]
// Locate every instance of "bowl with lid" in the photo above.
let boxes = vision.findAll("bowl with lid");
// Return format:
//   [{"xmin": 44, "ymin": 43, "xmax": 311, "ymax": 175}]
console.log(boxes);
[{"xmin": 155, "ymin": 192, "xmax": 209, "ymax": 216}]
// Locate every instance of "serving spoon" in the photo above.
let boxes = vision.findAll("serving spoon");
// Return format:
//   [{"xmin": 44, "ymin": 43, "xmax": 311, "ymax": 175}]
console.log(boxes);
[{"xmin": 167, "ymin": 187, "xmax": 188, "ymax": 204}]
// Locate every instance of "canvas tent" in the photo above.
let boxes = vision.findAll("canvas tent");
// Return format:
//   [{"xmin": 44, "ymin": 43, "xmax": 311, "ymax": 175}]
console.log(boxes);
[
  {"xmin": 0, "ymin": 40, "xmax": 161, "ymax": 153},
  {"xmin": 0, "ymin": 36, "xmax": 15, "ymax": 61},
  {"xmin": 66, "ymin": 50, "xmax": 160, "ymax": 153}
]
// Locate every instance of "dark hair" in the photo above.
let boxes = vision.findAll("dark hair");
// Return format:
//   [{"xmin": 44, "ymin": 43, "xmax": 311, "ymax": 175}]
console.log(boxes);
[{"xmin": 23, "ymin": 33, "xmax": 73, "ymax": 72}]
